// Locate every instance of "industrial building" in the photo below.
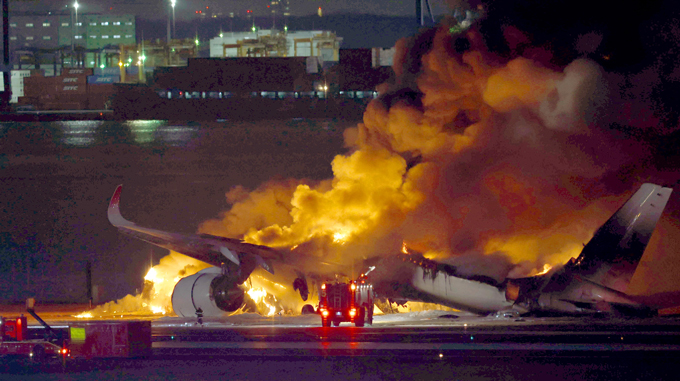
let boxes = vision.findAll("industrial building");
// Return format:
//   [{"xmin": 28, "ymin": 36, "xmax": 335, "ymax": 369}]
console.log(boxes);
[
  {"xmin": 209, "ymin": 30, "xmax": 342, "ymax": 62},
  {"xmin": 8, "ymin": 12, "xmax": 136, "ymax": 69}
]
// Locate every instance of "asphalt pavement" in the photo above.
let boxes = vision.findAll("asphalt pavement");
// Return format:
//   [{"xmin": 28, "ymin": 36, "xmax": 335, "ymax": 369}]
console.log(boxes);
[{"xmin": 4, "ymin": 314, "xmax": 680, "ymax": 380}]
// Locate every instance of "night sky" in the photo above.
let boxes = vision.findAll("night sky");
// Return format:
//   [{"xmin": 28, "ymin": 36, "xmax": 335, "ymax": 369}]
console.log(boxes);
[{"xmin": 9, "ymin": 0, "xmax": 447, "ymax": 20}]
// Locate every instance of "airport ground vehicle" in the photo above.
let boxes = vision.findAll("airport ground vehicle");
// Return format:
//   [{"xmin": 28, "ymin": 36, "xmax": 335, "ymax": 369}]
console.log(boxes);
[
  {"xmin": 318, "ymin": 279, "xmax": 374, "ymax": 327},
  {"xmin": 1, "ymin": 299, "xmax": 151, "ymax": 365},
  {"xmin": 0, "ymin": 313, "xmax": 68, "ymax": 363}
]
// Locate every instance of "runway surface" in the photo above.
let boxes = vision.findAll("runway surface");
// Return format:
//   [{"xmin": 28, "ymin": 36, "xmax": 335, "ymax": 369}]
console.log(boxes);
[{"xmin": 3, "ymin": 305, "xmax": 680, "ymax": 380}]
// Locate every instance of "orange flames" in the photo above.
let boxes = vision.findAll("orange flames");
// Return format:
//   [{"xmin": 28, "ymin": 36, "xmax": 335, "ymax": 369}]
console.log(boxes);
[
  {"xmin": 89, "ymin": 14, "xmax": 664, "ymax": 317},
  {"xmin": 200, "ymin": 20, "xmax": 628, "ymax": 284},
  {"xmin": 77, "ymin": 251, "xmax": 212, "ymax": 318}
]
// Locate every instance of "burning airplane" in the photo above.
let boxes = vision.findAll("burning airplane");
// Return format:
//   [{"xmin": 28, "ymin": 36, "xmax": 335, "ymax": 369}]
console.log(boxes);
[
  {"xmin": 93, "ymin": 6, "xmax": 680, "ymax": 318},
  {"xmin": 107, "ymin": 181, "xmax": 672, "ymax": 317}
]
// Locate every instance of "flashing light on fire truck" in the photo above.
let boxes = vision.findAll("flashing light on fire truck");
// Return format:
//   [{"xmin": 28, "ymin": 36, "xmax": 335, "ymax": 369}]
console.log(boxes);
[{"xmin": 318, "ymin": 279, "xmax": 374, "ymax": 327}]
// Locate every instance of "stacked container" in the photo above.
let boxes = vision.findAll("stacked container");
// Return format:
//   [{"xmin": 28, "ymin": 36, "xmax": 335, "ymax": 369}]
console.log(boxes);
[{"xmin": 18, "ymin": 67, "xmax": 118, "ymax": 110}]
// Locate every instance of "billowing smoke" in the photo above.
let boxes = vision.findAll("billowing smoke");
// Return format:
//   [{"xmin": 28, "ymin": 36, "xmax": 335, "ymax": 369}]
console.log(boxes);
[{"xmin": 199, "ymin": 13, "xmax": 675, "ymax": 288}]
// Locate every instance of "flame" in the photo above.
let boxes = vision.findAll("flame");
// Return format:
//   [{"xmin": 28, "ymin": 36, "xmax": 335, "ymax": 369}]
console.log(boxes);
[
  {"xmin": 78, "ymin": 251, "xmax": 211, "ymax": 318},
  {"xmin": 246, "ymin": 287, "xmax": 277, "ymax": 316},
  {"xmin": 144, "ymin": 267, "xmax": 158, "ymax": 282},
  {"xmin": 150, "ymin": 305, "xmax": 166, "ymax": 314},
  {"xmin": 198, "ymin": 19, "xmax": 630, "ymax": 287},
  {"xmin": 333, "ymin": 231, "xmax": 350, "ymax": 244},
  {"xmin": 242, "ymin": 272, "xmax": 307, "ymax": 316},
  {"xmin": 535, "ymin": 264, "xmax": 552, "ymax": 275},
  {"xmin": 106, "ymin": 14, "xmax": 668, "ymax": 317}
]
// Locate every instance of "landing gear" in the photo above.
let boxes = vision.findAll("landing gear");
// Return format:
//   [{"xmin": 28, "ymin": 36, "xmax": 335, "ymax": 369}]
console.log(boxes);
[
  {"xmin": 31, "ymin": 345, "xmax": 46, "ymax": 363},
  {"xmin": 354, "ymin": 307, "xmax": 365, "ymax": 327},
  {"xmin": 332, "ymin": 320, "xmax": 340, "ymax": 327},
  {"xmin": 301, "ymin": 304, "xmax": 315, "ymax": 315},
  {"xmin": 366, "ymin": 305, "xmax": 373, "ymax": 325}
]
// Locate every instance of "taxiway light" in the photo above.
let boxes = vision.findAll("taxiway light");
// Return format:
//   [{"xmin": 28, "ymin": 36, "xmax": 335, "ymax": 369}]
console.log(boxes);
[
  {"xmin": 321, "ymin": 310, "xmax": 329, "ymax": 317},
  {"xmin": 351, "ymin": 283, "xmax": 356, "ymax": 290},
  {"xmin": 350, "ymin": 308, "xmax": 356, "ymax": 317}
]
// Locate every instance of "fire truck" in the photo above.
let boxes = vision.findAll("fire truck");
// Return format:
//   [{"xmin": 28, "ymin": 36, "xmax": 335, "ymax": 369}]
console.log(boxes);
[
  {"xmin": 0, "ymin": 300, "xmax": 68, "ymax": 363},
  {"xmin": 318, "ymin": 279, "xmax": 374, "ymax": 327}
]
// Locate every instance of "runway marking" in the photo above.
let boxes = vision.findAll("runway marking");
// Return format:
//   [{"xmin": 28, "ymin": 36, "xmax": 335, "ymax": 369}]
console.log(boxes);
[{"xmin": 153, "ymin": 341, "xmax": 680, "ymax": 352}]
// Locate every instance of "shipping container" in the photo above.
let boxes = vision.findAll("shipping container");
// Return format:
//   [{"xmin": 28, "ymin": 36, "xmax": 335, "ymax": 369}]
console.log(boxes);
[
  {"xmin": 94, "ymin": 67, "xmax": 122, "ymax": 76},
  {"xmin": 60, "ymin": 75, "xmax": 88, "ymax": 85},
  {"xmin": 67, "ymin": 321, "xmax": 151, "ymax": 359},
  {"xmin": 53, "ymin": 93, "xmax": 89, "ymax": 102},
  {"xmin": 23, "ymin": 76, "xmax": 57, "ymax": 98},
  {"xmin": 55, "ymin": 84, "xmax": 87, "ymax": 94},
  {"xmin": 88, "ymin": 83, "xmax": 116, "ymax": 96},
  {"xmin": 62, "ymin": 68, "xmax": 94, "ymax": 76},
  {"xmin": 87, "ymin": 75, "xmax": 120, "ymax": 85}
]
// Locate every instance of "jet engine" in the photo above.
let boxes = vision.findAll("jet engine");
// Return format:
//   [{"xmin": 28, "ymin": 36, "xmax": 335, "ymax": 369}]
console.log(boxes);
[{"xmin": 171, "ymin": 267, "xmax": 245, "ymax": 317}]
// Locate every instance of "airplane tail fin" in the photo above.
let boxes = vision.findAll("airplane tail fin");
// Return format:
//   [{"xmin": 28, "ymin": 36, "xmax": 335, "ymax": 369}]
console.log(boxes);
[{"xmin": 572, "ymin": 183, "xmax": 672, "ymax": 293}]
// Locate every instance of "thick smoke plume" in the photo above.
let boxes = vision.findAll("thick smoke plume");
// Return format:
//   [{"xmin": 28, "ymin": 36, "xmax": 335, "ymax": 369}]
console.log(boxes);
[
  {"xmin": 200, "ymin": 16, "xmax": 669, "ymax": 287},
  {"xmin": 77, "ymin": 3, "xmax": 680, "ymax": 319}
]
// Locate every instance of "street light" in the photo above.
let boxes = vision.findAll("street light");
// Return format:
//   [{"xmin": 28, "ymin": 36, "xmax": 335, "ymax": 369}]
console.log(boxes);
[
  {"xmin": 73, "ymin": 1, "xmax": 80, "ymax": 67},
  {"xmin": 167, "ymin": 0, "xmax": 176, "ymax": 43},
  {"xmin": 74, "ymin": 2, "xmax": 79, "ymax": 32},
  {"xmin": 171, "ymin": 0, "xmax": 176, "ymax": 39}
]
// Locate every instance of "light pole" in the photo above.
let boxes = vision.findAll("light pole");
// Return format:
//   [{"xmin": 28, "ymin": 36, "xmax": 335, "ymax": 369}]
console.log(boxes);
[
  {"xmin": 166, "ymin": 2, "xmax": 171, "ymax": 43},
  {"xmin": 167, "ymin": 0, "xmax": 176, "ymax": 43},
  {"xmin": 171, "ymin": 0, "xmax": 176, "ymax": 39},
  {"xmin": 74, "ymin": 1, "xmax": 79, "ymax": 67},
  {"xmin": 70, "ymin": 4, "xmax": 74, "ymax": 53}
]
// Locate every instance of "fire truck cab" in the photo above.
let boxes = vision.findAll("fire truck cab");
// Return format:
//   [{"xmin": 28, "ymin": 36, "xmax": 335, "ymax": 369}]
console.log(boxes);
[
  {"xmin": 0, "ymin": 315, "xmax": 67, "ymax": 363},
  {"xmin": 318, "ymin": 279, "xmax": 374, "ymax": 327}
]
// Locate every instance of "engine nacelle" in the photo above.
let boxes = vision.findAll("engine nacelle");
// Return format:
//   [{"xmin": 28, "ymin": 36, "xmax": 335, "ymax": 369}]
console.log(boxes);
[{"xmin": 171, "ymin": 267, "xmax": 245, "ymax": 317}]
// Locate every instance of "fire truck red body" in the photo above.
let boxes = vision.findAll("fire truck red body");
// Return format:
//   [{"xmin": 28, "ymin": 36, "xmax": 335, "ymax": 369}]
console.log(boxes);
[
  {"xmin": 0, "ymin": 316, "xmax": 67, "ymax": 362},
  {"xmin": 318, "ymin": 280, "xmax": 374, "ymax": 327}
]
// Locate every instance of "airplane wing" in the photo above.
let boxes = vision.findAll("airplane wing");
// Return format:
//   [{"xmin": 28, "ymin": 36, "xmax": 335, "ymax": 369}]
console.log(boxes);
[{"xmin": 108, "ymin": 184, "xmax": 281, "ymax": 274}]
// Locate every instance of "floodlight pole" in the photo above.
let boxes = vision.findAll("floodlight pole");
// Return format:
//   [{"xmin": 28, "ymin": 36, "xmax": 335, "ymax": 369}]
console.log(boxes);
[
  {"xmin": 74, "ymin": 1, "xmax": 79, "ymax": 67},
  {"xmin": 167, "ymin": 1, "xmax": 176, "ymax": 43},
  {"xmin": 167, "ymin": 4, "xmax": 171, "ymax": 43},
  {"xmin": 172, "ymin": 1, "xmax": 176, "ymax": 39},
  {"xmin": 1, "ymin": 0, "xmax": 10, "ymax": 111}
]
